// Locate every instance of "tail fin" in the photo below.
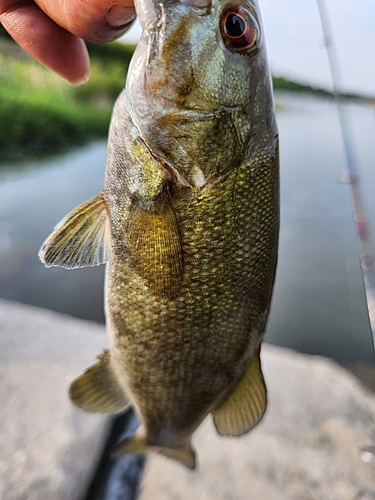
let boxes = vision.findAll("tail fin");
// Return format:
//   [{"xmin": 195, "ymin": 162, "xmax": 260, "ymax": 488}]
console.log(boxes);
[{"xmin": 111, "ymin": 429, "xmax": 196, "ymax": 470}]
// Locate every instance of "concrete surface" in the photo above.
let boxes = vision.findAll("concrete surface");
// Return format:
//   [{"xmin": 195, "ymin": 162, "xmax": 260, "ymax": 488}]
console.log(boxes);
[
  {"xmin": 2, "ymin": 298, "xmax": 375, "ymax": 500},
  {"xmin": 138, "ymin": 346, "xmax": 375, "ymax": 500},
  {"xmin": 0, "ymin": 299, "xmax": 111, "ymax": 500}
]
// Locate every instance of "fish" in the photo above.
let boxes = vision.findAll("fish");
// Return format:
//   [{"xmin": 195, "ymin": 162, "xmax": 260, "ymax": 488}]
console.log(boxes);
[{"xmin": 39, "ymin": 0, "xmax": 279, "ymax": 470}]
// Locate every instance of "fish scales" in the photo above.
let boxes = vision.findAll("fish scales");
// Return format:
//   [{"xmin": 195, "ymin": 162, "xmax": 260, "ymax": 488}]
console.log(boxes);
[{"xmin": 39, "ymin": 0, "xmax": 279, "ymax": 469}]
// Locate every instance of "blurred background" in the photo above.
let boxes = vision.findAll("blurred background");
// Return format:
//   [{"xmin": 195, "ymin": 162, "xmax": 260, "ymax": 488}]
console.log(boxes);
[{"xmin": 0, "ymin": 0, "xmax": 374, "ymax": 371}]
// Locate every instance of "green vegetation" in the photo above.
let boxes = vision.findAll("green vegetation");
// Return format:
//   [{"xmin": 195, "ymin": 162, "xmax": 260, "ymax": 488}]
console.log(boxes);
[
  {"xmin": 0, "ymin": 36, "xmax": 135, "ymax": 158},
  {"xmin": 272, "ymin": 76, "xmax": 365, "ymax": 101},
  {"xmin": 0, "ymin": 26, "xmax": 370, "ymax": 158},
  {"xmin": 273, "ymin": 76, "xmax": 331, "ymax": 97}
]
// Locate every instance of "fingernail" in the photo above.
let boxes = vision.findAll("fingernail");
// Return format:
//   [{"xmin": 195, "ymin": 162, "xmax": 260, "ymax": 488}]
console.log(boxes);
[
  {"xmin": 71, "ymin": 71, "xmax": 91, "ymax": 86},
  {"xmin": 107, "ymin": 5, "xmax": 136, "ymax": 30}
]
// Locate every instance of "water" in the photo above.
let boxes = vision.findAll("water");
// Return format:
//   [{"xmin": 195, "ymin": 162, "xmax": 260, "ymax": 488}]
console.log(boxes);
[
  {"xmin": 267, "ymin": 93, "xmax": 375, "ymax": 363},
  {"xmin": 0, "ymin": 142, "xmax": 106, "ymax": 322},
  {"xmin": 1, "ymin": 92, "xmax": 374, "ymax": 364}
]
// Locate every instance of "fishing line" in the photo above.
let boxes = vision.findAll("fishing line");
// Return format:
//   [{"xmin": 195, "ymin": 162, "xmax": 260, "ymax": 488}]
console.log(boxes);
[{"xmin": 316, "ymin": 0, "xmax": 375, "ymax": 356}]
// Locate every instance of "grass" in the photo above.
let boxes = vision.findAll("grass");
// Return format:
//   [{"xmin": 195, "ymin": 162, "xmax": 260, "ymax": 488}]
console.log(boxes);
[
  {"xmin": 0, "ymin": 40, "xmax": 134, "ymax": 158},
  {"xmin": 0, "ymin": 79, "xmax": 112, "ymax": 157},
  {"xmin": 272, "ymin": 76, "xmax": 366, "ymax": 101}
]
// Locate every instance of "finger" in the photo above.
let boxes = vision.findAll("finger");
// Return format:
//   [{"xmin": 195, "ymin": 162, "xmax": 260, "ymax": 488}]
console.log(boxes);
[
  {"xmin": 35, "ymin": 0, "xmax": 137, "ymax": 43},
  {"xmin": 0, "ymin": 2, "xmax": 90, "ymax": 84}
]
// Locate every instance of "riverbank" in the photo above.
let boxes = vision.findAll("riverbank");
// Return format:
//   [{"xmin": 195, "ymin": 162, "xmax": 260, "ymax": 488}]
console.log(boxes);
[
  {"xmin": 0, "ymin": 38, "xmax": 134, "ymax": 158},
  {"xmin": 1, "ymin": 34, "xmax": 373, "ymax": 159}
]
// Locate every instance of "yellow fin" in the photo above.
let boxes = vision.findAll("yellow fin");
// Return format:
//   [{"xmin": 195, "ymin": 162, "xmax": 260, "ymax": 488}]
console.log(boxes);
[
  {"xmin": 39, "ymin": 192, "xmax": 109, "ymax": 268},
  {"xmin": 112, "ymin": 430, "xmax": 196, "ymax": 470},
  {"xmin": 212, "ymin": 348, "xmax": 267, "ymax": 436},
  {"xmin": 126, "ymin": 189, "xmax": 183, "ymax": 299},
  {"xmin": 160, "ymin": 446, "xmax": 196, "ymax": 470},
  {"xmin": 69, "ymin": 350, "xmax": 130, "ymax": 414}
]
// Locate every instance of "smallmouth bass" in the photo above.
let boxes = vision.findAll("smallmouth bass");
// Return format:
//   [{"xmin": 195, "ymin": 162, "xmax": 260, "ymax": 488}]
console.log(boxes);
[{"xmin": 40, "ymin": 0, "xmax": 279, "ymax": 469}]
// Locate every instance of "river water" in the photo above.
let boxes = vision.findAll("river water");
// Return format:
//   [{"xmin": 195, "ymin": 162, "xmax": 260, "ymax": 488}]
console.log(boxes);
[{"xmin": 1, "ymin": 91, "xmax": 374, "ymax": 364}]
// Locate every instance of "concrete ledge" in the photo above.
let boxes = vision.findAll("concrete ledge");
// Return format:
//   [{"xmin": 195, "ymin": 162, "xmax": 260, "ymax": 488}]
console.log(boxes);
[
  {"xmin": 139, "ymin": 346, "xmax": 375, "ymax": 500},
  {"xmin": 0, "ymin": 299, "xmax": 111, "ymax": 500},
  {"xmin": 2, "ymin": 299, "xmax": 375, "ymax": 500}
]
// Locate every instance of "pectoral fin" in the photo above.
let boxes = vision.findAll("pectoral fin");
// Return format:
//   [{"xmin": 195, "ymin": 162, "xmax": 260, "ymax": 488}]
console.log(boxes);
[
  {"xmin": 212, "ymin": 348, "xmax": 267, "ymax": 436},
  {"xmin": 69, "ymin": 350, "xmax": 130, "ymax": 414},
  {"xmin": 39, "ymin": 192, "xmax": 109, "ymax": 268},
  {"xmin": 126, "ymin": 189, "xmax": 183, "ymax": 299}
]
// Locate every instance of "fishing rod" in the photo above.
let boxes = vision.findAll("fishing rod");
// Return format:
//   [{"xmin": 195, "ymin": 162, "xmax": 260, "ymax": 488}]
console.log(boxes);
[
  {"xmin": 316, "ymin": 0, "xmax": 375, "ymax": 464},
  {"xmin": 316, "ymin": 0, "xmax": 375, "ymax": 356}
]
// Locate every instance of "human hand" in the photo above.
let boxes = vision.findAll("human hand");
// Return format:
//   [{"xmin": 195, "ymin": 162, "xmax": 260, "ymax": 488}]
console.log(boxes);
[{"xmin": 0, "ymin": 0, "xmax": 136, "ymax": 84}]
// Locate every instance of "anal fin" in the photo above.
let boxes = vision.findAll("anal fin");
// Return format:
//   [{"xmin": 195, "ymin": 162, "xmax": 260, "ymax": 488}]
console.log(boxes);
[
  {"xmin": 212, "ymin": 347, "xmax": 267, "ymax": 436},
  {"xmin": 39, "ymin": 192, "xmax": 109, "ymax": 268},
  {"xmin": 69, "ymin": 350, "xmax": 130, "ymax": 414}
]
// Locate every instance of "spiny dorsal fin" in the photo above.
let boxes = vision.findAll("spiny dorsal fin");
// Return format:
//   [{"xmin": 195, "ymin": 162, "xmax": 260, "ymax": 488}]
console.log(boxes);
[
  {"xmin": 126, "ymin": 188, "xmax": 183, "ymax": 299},
  {"xmin": 39, "ymin": 192, "xmax": 109, "ymax": 269},
  {"xmin": 212, "ymin": 347, "xmax": 267, "ymax": 436},
  {"xmin": 69, "ymin": 350, "xmax": 130, "ymax": 414}
]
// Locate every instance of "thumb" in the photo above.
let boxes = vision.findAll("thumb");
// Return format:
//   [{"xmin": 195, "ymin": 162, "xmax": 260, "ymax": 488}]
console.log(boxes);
[
  {"xmin": 0, "ymin": 0, "xmax": 136, "ymax": 84},
  {"xmin": 34, "ymin": 0, "xmax": 136, "ymax": 43}
]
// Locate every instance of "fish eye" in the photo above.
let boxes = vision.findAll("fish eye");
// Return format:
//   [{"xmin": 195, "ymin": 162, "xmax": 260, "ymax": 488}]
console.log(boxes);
[{"xmin": 220, "ymin": 5, "xmax": 258, "ymax": 52}]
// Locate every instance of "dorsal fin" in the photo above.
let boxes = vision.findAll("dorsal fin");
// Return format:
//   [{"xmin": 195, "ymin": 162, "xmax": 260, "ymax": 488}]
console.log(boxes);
[
  {"xmin": 69, "ymin": 350, "xmax": 130, "ymax": 414},
  {"xmin": 212, "ymin": 347, "xmax": 267, "ymax": 436},
  {"xmin": 39, "ymin": 192, "xmax": 109, "ymax": 269}
]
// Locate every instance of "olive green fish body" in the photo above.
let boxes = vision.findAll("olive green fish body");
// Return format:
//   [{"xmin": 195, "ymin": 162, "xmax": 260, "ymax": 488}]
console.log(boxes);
[
  {"xmin": 104, "ymin": 97, "xmax": 278, "ymax": 444},
  {"xmin": 39, "ymin": 0, "xmax": 279, "ymax": 469}
]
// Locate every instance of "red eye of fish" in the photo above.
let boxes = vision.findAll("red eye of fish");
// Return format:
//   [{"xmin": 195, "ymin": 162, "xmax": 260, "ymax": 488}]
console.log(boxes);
[{"xmin": 220, "ymin": 6, "xmax": 258, "ymax": 52}]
